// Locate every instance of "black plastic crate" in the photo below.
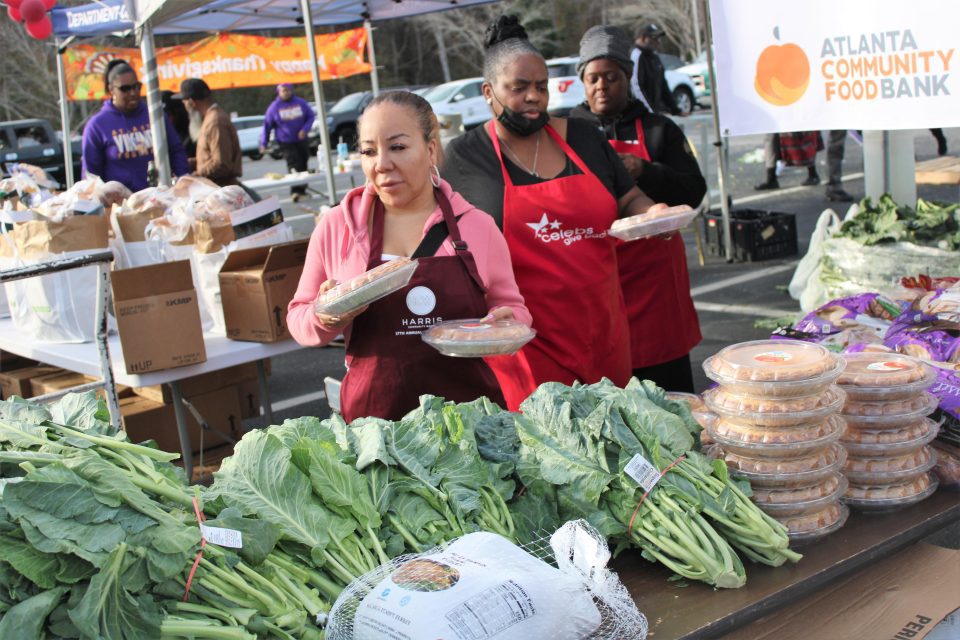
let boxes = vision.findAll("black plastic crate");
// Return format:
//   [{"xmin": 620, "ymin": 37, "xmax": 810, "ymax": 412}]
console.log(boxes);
[{"xmin": 702, "ymin": 209, "xmax": 798, "ymax": 262}]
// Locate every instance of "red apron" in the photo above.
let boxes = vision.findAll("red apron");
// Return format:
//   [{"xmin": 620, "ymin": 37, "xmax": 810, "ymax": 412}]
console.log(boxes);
[
  {"xmin": 610, "ymin": 120, "xmax": 701, "ymax": 368},
  {"xmin": 339, "ymin": 189, "xmax": 505, "ymax": 422},
  {"xmin": 487, "ymin": 121, "xmax": 630, "ymax": 389}
]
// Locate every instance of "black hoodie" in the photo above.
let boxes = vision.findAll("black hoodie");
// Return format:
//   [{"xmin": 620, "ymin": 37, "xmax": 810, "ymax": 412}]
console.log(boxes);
[{"xmin": 569, "ymin": 99, "xmax": 706, "ymax": 208}]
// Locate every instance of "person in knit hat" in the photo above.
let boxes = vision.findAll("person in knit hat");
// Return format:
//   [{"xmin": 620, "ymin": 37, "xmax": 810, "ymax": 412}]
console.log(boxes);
[
  {"xmin": 260, "ymin": 83, "xmax": 316, "ymax": 201},
  {"xmin": 630, "ymin": 23, "xmax": 680, "ymax": 115},
  {"xmin": 570, "ymin": 24, "xmax": 705, "ymax": 393}
]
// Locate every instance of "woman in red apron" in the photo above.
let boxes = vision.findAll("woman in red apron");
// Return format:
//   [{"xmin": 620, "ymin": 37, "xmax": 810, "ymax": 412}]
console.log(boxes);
[
  {"xmin": 569, "ymin": 25, "xmax": 705, "ymax": 392},
  {"xmin": 286, "ymin": 91, "xmax": 531, "ymax": 421},
  {"xmin": 441, "ymin": 16, "xmax": 670, "ymax": 396}
]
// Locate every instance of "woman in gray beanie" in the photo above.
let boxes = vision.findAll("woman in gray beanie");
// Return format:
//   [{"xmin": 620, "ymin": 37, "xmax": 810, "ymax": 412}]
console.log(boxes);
[{"xmin": 570, "ymin": 24, "xmax": 706, "ymax": 392}]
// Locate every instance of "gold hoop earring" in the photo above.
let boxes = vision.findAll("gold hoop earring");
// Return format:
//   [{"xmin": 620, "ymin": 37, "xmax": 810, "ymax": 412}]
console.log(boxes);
[{"xmin": 430, "ymin": 164, "xmax": 441, "ymax": 188}]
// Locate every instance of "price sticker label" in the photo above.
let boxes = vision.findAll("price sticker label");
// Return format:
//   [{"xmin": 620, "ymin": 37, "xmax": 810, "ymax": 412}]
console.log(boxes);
[
  {"xmin": 624, "ymin": 453, "xmax": 661, "ymax": 493},
  {"xmin": 200, "ymin": 525, "xmax": 243, "ymax": 549}
]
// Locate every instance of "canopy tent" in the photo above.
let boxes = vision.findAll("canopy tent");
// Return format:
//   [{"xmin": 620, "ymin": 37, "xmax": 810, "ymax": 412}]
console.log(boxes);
[{"xmin": 54, "ymin": 0, "xmax": 499, "ymax": 197}]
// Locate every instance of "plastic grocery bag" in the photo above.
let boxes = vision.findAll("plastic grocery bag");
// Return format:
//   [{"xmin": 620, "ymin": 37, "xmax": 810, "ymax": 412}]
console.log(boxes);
[
  {"xmin": 3, "ymin": 215, "xmax": 109, "ymax": 343},
  {"xmin": 326, "ymin": 521, "xmax": 647, "ymax": 640},
  {"xmin": 788, "ymin": 208, "xmax": 841, "ymax": 310}
]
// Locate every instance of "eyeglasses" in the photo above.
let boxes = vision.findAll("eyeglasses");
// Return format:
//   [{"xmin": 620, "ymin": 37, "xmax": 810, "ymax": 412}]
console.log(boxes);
[{"xmin": 113, "ymin": 82, "xmax": 142, "ymax": 94}]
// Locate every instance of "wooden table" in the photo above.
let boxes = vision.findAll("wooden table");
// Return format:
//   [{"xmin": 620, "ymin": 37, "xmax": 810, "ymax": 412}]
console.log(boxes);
[{"xmin": 615, "ymin": 490, "xmax": 960, "ymax": 639}]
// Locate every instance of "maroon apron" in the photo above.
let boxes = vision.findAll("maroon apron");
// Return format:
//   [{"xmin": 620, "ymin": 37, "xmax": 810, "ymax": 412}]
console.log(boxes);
[
  {"xmin": 339, "ymin": 189, "xmax": 505, "ymax": 422},
  {"xmin": 610, "ymin": 120, "xmax": 702, "ymax": 368}
]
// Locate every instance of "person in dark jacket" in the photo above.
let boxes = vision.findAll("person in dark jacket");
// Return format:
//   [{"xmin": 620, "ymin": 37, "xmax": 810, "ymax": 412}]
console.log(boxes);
[
  {"xmin": 161, "ymin": 90, "xmax": 196, "ymax": 160},
  {"xmin": 630, "ymin": 23, "xmax": 679, "ymax": 116},
  {"xmin": 260, "ymin": 83, "xmax": 316, "ymax": 201},
  {"xmin": 571, "ymin": 24, "xmax": 705, "ymax": 392},
  {"xmin": 82, "ymin": 60, "xmax": 189, "ymax": 192}
]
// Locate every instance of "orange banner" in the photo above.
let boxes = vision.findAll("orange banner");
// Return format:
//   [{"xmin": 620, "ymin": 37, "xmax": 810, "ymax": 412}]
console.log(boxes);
[{"xmin": 63, "ymin": 29, "xmax": 370, "ymax": 101}]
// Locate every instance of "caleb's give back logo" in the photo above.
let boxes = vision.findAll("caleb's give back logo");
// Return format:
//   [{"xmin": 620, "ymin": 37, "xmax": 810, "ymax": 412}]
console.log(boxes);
[
  {"xmin": 526, "ymin": 213, "xmax": 606, "ymax": 246},
  {"xmin": 755, "ymin": 27, "xmax": 811, "ymax": 106}
]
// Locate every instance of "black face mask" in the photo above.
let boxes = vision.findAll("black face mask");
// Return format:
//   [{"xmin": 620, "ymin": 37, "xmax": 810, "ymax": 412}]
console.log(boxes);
[{"xmin": 492, "ymin": 92, "xmax": 549, "ymax": 137}]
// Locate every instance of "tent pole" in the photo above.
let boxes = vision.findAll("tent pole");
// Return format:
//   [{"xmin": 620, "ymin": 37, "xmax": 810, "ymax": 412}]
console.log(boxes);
[
  {"xmin": 365, "ymin": 19, "xmax": 380, "ymax": 97},
  {"xmin": 363, "ymin": 20, "xmax": 380, "ymax": 98},
  {"xmin": 139, "ymin": 23, "xmax": 171, "ymax": 186},
  {"xmin": 702, "ymin": 0, "xmax": 733, "ymax": 262},
  {"xmin": 55, "ymin": 38, "xmax": 75, "ymax": 189},
  {"xmin": 691, "ymin": 0, "xmax": 703, "ymax": 58},
  {"xmin": 300, "ymin": 0, "xmax": 338, "ymax": 205}
]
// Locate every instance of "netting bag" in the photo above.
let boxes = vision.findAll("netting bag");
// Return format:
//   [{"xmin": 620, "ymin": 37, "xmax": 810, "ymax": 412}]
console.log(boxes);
[{"xmin": 324, "ymin": 520, "xmax": 647, "ymax": 640}]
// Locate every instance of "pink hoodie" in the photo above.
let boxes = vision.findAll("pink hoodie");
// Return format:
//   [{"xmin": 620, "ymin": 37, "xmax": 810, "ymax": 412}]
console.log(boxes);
[{"xmin": 287, "ymin": 179, "xmax": 531, "ymax": 347}]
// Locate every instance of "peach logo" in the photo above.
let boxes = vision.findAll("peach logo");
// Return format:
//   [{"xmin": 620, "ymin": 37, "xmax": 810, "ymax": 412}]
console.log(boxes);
[{"xmin": 755, "ymin": 27, "xmax": 810, "ymax": 106}]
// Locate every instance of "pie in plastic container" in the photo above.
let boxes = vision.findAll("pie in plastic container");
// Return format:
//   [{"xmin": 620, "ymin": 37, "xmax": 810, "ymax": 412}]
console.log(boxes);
[
  {"xmin": 720, "ymin": 443, "xmax": 847, "ymax": 488},
  {"xmin": 704, "ymin": 385, "xmax": 845, "ymax": 427},
  {"xmin": 840, "ymin": 417, "xmax": 940, "ymax": 456},
  {"xmin": 422, "ymin": 319, "xmax": 536, "ymax": 357},
  {"xmin": 843, "ymin": 472, "xmax": 939, "ymax": 512},
  {"xmin": 837, "ymin": 353, "xmax": 936, "ymax": 400},
  {"xmin": 751, "ymin": 474, "xmax": 848, "ymax": 517},
  {"xmin": 841, "ymin": 392, "xmax": 939, "ymax": 428},
  {"xmin": 703, "ymin": 340, "xmax": 844, "ymax": 397},
  {"xmin": 843, "ymin": 446, "xmax": 937, "ymax": 485},
  {"xmin": 706, "ymin": 414, "xmax": 847, "ymax": 457},
  {"xmin": 315, "ymin": 258, "xmax": 418, "ymax": 316},
  {"xmin": 608, "ymin": 205, "xmax": 697, "ymax": 241},
  {"xmin": 779, "ymin": 502, "xmax": 849, "ymax": 545}
]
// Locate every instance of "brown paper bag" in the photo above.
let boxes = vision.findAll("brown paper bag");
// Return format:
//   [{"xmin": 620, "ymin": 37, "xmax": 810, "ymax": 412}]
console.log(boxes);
[{"xmin": 13, "ymin": 215, "xmax": 109, "ymax": 261}]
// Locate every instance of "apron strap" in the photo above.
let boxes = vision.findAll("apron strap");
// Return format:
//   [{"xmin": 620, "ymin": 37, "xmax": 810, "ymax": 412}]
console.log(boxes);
[{"xmin": 370, "ymin": 189, "xmax": 487, "ymax": 292}]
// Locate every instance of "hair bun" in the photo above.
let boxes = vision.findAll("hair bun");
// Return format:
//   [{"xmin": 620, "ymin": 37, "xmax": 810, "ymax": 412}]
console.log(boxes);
[{"xmin": 483, "ymin": 14, "xmax": 528, "ymax": 50}]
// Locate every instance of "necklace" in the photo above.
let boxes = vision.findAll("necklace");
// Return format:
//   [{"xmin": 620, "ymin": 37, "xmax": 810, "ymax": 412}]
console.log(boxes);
[{"xmin": 499, "ymin": 130, "xmax": 541, "ymax": 177}]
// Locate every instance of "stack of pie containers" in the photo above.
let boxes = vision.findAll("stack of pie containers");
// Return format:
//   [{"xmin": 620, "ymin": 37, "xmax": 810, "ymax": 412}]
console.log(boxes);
[
  {"xmin": 665, "ymin": 392, "xmax": 719, "ymax": 449},
  {"xmin": 702, "ymin": 340, "xmax": 849, "ymax": 545},
  {"xmin": 836, "ymin": 353, "xmax": 940, "ymax": 512}
]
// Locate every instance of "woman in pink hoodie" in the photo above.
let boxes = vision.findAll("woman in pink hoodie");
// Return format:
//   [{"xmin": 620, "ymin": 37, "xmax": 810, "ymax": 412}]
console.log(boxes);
[{"xmin": 287, "ymin": 91, "xmax": 531, "ymax": 422}]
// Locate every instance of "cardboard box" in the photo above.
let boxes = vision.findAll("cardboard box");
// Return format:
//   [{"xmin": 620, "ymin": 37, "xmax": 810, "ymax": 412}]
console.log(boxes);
[
  {"xmin": 120, "ymin": 385, "xmax": 243, "ymax": 455},
  {"xmin": 0, "ymin": 365, "xmax": 61, "ymax": 399},
  {"xmin": 29, "ymin": 370, "xmax": 133, "ymax": 400},
  {"xmin": 219, "ymin": 240, "xmax": 308, "ymax": 342},
  {"xmin": 111, "ymin": 261, "xmax": 206, "ymax": 375},
  {"xmin": 721, "ymin": 543, "xmax": 960, "ymax": 640},
  {"xmin": 132, "ymin": 362, "xmax": 261, "ymax": 404}
]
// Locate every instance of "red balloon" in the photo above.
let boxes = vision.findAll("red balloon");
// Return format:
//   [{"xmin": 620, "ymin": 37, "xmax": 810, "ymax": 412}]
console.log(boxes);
[
  {"xmin": 7, "ymin": 0, "xmax": 23, "ymax": 8},
  {"xmin": 25, "ymin": 14, "xmax": 51, "ymax": 38},
  {"xmin": 7, "ymin": 5, "xmax": 22, "ymax": 21},
  {"xmin": 19, "ymin": 0, "xmax": 45, "ymax": 23},
  {"xmin": 41, "ymin": 0, "xmax": 55, "ymax": 9}
]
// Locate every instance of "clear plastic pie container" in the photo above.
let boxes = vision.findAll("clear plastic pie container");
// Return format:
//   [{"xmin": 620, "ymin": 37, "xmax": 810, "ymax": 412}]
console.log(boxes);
[
  {"xmin": 315, "ymin": 258, "xmax": 418, "ymax": 315},
  {"xmin": 704, "ymin": 385, "xmax": 846, "ymax": 427},
  {"xmin": 843, "ymin": 473, "xmax": 939, "ymax": 512},
  {"xmin": 722, "ymin": 444, "xmax": 847, "ymax": 488},
  {"xmin": 841, "ymin": 392, "xmax": 939, "ymax": 428},
  {"xmin": 843, "ymin": 446, "xmax": 937, "ymax": 485},
  {"xmin": 779, "ymin": 502, "xmax": 849, "ymax": 545},
  {"xmin": 422, "ymin": 319, "xmax": 536, "ymax": 357},
  {"xmin": 703, "ymin": 340, "xmax": 845, "ymax": 397},
  {"xmin": 840, "ymin": 417, "xmax": 940, "ymax": 456},
  {"xmin": 706, "ymin": 414, "xmax": 847, "ymax": 457},
  {"xmin": 752, "ymin": 474, "xmax": 848, "ymax": 516},
  {"xmin": 837, "ymin": 353, "xmax": 936, "ymax": 400},
  {"xmin": 608, "ymin": 205, "xmax": 697, "ymax": 241}
]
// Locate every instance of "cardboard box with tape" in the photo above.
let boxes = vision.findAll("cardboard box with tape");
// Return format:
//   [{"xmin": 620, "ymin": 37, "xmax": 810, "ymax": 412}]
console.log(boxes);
[
  {"xmin": 0, "ymin": 364, "xmax": 61, "ymax": 399},
  {"xmin": 132, "ymin": 361, "xmax": 264, "ymax": 405},
  {"xmin": 111, "ymin": 260, "xmax": 206, "ymax": 375},
  {"xmin": 219, "ymin": 240, "xmax": 308, "ymax": 342}
]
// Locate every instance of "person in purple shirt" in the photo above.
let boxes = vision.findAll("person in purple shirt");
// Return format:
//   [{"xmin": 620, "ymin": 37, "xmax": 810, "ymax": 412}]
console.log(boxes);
[
  {"xmin": 259, "ymin": 83, "xmax": 316, "ymax": 201},
  {"xmin": 81, "ymin": 60, "xmax": 189, "ymax": 193}
]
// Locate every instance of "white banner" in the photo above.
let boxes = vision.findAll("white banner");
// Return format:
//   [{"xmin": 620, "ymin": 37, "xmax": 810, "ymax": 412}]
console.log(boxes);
[{"xmin": 710, "ymin": 0, "xmax": 960, "ymax": 136}]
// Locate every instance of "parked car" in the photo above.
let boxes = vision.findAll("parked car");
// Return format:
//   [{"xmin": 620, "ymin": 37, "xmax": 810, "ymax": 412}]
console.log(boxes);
[
  {"xmin": 232, "ymin": 115, "xmax": 266, "ymax": 161},
  {"xmin": 677, "ymin": 51, "xmax": 712, "ymax": 107},
  {"xmin": 545, "ymin": 55, "xmax": 700, "ymax": 116},
  {"xmin": 423, "ymin": 77, "xmax": 488, "ymax": 129},
  {"xmin": 0, "ymin": 119, "xmax": 82, "ymax": 188}
]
